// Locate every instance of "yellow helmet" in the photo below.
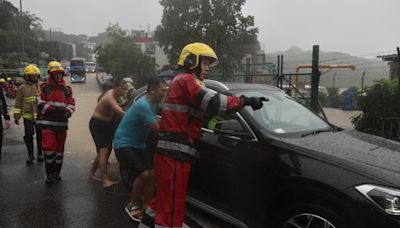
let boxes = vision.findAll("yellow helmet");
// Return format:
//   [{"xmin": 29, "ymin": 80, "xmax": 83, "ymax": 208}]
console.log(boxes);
[
  {"xmin": 0, "ymin": 78, "xmax": 5, "ymax": 83},
  {"xmin": 177, "ymin": 43, "xmax": 218, "ymax": 69},
  {"xmin": 6, "ymin": 77, "xmax": 11, "ymax": 81},
  {"xmin": 47, "ymin": 61, "xmax": 65, "ymax": 76},
  {"xmin": 24, "ymin": 64, "xmax": 41, "ymax": 79}
]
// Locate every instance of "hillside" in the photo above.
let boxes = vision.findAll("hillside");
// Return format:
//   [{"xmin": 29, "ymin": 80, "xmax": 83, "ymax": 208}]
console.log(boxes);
[{"xmin": 265, "ymin": 46, "xmax": 389, "ymax": 89}]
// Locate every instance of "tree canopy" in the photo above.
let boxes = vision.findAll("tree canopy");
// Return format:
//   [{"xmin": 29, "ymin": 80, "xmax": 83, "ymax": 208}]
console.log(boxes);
[
  {"xmin": 155, "ymin": 0, "xmax": 258, "ymax": 69},
  {"xmin": 95, "ymin": 24, "xmax": 156, "ymax": 87},
  {"xmin": 0, "ymin": 0, "xmax": 44, "ymax": 66}
]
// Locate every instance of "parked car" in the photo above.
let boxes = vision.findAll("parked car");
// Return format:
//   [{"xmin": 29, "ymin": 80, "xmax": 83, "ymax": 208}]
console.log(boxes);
[{"xmin": 121, "ymin": 79, "xmax": 400, "ymax": 228}]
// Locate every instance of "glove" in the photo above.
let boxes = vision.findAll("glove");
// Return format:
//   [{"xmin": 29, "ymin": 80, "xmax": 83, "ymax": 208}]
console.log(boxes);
[
  {"xmin": 63, "ymin": 110, "xmax": 72, "ymax": 119},
  {"xmin": 241, "ymin": 96, "xmax": 268, "ymax": 110}
]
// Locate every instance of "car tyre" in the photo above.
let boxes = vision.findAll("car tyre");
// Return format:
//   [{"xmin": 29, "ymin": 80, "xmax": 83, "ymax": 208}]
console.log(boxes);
[{"xmin": 278, "ymin": 202, "xmax": 347, "ymax": 228}]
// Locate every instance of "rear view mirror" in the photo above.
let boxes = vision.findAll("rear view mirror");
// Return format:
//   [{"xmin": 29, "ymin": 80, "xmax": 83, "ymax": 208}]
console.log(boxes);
[{"xmin": 214, "ymin": 119, "xmax": 252, "ymax": 139}]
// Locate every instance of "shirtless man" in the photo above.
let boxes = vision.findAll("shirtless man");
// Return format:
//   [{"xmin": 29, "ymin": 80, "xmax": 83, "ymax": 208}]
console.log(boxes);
[{"xmin": 88, "ymin": 78, "xmax": 128, "ymax": 187}]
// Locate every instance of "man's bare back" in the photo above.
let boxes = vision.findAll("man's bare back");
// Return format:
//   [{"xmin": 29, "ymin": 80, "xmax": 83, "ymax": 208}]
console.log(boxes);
[{"xmin": 92, "ymin": 89, "xmax": 124, "ymax": 122}]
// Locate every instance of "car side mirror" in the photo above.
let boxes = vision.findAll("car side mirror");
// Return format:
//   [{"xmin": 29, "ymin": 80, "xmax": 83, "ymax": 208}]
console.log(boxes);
[{"xmin": 214, "ymin": 119, "xmax": 252, "ymax": 139}]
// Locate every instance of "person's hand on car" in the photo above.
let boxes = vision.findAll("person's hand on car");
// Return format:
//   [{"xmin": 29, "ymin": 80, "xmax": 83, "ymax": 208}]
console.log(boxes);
[{"xmin": 241, "ymin": 96, "xmax": 268, "ymax": 110}]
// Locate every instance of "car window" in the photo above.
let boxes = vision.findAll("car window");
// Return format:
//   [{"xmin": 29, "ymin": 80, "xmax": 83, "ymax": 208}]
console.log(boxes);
[{"xmin": 236, "ymin": 90, "xmax": 330, "ymax": 134}]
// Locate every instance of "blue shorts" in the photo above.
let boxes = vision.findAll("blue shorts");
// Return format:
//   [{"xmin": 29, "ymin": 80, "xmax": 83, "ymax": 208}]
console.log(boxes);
[{"xmin": 115, "ymin": 147, "xmax": 153, "ymax": 173}]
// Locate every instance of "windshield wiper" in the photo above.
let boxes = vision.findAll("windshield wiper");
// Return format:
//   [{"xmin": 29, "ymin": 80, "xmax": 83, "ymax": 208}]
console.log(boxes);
[{"xmin": 301, "ymin": 128, "xmax": 333, "ymax": 137}]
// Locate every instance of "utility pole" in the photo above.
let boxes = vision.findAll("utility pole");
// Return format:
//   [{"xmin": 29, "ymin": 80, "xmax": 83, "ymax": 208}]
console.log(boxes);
[
  {"xmin": 332, "ymin": 72, "xmax": 336, "ymax": 90},
  {"xmin": 49, "ymin": 28, "xmax": 61, "ymax": 59},
  {"xmin": 311, "ymin": 45, "xmax": 320, "ymax": 112},
  {"xmin": 19, "ymin": 0, "xmax": 25, "ymax": 61},
  {"xmin": 397, "ymin": 47, "xmax": 400, "ymax": 114},
  {"xmin": 361, "ymin": 71, "xmax": 366, "ymax": 91}
]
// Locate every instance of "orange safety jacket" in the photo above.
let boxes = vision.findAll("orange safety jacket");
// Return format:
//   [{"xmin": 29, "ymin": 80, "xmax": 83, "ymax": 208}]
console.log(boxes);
[
  {"xmin": 37, "ymin": 77, "xmax": 75, "ymax": 129},
  {"xmin": 157, "ymin": 71, "xmax": 244, "ymax": 162}
]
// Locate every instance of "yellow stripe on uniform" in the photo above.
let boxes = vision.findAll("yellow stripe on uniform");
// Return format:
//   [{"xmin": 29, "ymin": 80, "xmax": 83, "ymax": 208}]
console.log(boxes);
[{"xmin": 23, "ymin": 96, "xmax": 36, "ymax": 103}]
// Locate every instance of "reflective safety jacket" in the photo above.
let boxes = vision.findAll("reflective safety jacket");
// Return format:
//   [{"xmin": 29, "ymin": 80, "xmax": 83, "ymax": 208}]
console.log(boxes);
[
  {"xmin": 37, "ymin": 77, "xmax": 75, "ymax": 129},
  {"xmin": 14, "ymin": 81, "xmax": 40, "ymax": 121},
  {"xmin": 157, "ymin": 72, "xmax": 244, "ymax": 162}
]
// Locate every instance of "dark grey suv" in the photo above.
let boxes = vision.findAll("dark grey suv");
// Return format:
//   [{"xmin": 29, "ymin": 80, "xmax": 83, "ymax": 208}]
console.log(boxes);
[{"xmin": 122, "ymin": 79, "xmax": 400, "ymax": 228}]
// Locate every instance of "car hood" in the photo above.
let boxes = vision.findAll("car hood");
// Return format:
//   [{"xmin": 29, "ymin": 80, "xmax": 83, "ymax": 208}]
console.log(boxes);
[{"xmin": 280, "ymin": 129, "xmax": 400, "ymax": 185}]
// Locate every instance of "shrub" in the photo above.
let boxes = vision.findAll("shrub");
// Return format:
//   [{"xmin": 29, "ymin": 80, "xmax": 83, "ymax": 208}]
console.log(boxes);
[{"xmin": 352, "ymin": 79, "xmax": 399, "ymax": 138}]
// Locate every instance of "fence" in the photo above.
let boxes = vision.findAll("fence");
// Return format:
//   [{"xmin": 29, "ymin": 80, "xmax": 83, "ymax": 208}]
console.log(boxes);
[{"xmin": 208, "ymin": 47, "xmax": 400, "ymax": 141}]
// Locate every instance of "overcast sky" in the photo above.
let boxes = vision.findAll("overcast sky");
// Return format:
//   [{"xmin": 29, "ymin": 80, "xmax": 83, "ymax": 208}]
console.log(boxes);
[{"xmin": 8, "ymin": 0, "xmax": 400, "ymax": 56}]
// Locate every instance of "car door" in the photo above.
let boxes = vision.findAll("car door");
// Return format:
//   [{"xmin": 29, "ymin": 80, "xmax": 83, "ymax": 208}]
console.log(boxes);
[{"xmin": 189, "ymin": 113, "xmax": 271, "ymax": 220}]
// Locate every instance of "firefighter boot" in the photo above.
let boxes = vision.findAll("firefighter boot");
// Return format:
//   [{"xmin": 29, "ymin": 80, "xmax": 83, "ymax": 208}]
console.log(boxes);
[
  {"xmin": 36, "ymin": 138, "xmax": 44, "ymax": 162},
  {"xmin": 45, "ymin": 172, "xmax": 54, "ymax": 185},
  {"xmin": 54, "ymin": 153, "xmax": 63, "ymax": 181},
  {"xmin": 44, "ymin": 151, "xmax": 56, "ymax": 184},
  {"xmin": 24, "ymin": 136, "xmax": 34, "ymax": 165}
]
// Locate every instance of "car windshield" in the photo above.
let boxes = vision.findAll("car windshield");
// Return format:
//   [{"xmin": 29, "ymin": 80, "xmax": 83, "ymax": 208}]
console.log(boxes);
[{"xmin": 234, "ymin": 89, "xmax": 330, "ymax": 134}]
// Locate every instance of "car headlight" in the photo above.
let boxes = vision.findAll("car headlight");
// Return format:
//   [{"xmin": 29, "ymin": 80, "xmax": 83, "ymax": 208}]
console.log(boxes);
[{"xmin": 355, "ymin": 184, "xmax": 400, "ymax": 215}]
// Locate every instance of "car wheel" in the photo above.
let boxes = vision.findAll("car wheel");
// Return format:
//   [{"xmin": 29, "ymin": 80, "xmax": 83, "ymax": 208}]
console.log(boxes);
[
  {"xmin": 279, "ymin": 202, "xmax": 346, "ymax": 228},
  {"xmin": 119, "ymin": 161, "xmax": 137, "ymax": 190}
]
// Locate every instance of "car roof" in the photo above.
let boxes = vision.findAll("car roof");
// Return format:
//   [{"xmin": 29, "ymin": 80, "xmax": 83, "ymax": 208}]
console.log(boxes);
[
  {"xmin": 204, "ymin": 79, "xmax": 282, "ymax": 93},
  {"xmin": 133, "ymin": 78, "xmax": 282, "ymax": 96}
]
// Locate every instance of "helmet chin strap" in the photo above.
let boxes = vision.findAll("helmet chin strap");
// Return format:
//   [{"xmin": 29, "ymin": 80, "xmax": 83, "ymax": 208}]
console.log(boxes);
[
  {"xmin": 26, "ymin": 76, "xmax": 38, "ymax": 83},
  {"xmin": 194, "ymin": 65, "xmax": 202, "ymax": 79}
]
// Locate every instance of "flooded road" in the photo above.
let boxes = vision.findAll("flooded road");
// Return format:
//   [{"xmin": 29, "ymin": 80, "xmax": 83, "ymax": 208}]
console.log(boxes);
[
  {"xmin": 0, "ymin": 73, "xmax": 134, "ymax": 227},
  {"xmin": 0, "ymin": 73, "xmax": 223, "ymax": 227}
]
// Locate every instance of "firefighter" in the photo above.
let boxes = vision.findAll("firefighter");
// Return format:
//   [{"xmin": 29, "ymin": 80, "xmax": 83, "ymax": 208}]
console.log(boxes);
[
  {"xmin": 14, "ymin": 64, "xmax": 43, "ymax": 164},
  {"xmin": 5, "ymin": 77, "xmax": 16, "ymax": 98},
  {"xmin": 37, "ymin": 61, "xmax": 75, "ymax": 184},
  {"xmin": 0, "ymin": 78, "xmax": 6, "ymax": 87},
  {"xmin": 139, "ymin": 43, "xmax": 265, "ymax": 228},
  {"xmin": 0, "ymin": 76, "xmax": 11, "ymax": 160}
]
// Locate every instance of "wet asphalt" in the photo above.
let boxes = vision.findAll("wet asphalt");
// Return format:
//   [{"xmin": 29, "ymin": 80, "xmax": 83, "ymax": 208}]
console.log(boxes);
[
  {"xmin": 0, "ymin": 74, "xmax": 137, "ymax": 227},
  {"xmin": 0, "ymin": 74, "xmax": 224, "ymax": 228}
]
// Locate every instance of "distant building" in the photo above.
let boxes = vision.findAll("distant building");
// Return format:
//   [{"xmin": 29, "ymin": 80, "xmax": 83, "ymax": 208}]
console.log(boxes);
[
  {"xmin": 236, "ymin": 43, "xmax": 276, "ymax": 84},
  {"xmin": 81, "ymin": 41, "xmax": 97, "ymax": 51},
  {"xmin": 131, "ymin": 30, "xmax": 169, "ymax": 70},
  {"xmin": 378, "ymin": 54, "xmax": 399, "ymax": 80}
]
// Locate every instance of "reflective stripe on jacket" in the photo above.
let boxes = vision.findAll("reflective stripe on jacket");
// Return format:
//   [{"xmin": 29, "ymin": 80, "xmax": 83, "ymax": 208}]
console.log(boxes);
[
  {"xmin": 14, "ymin": 82, "xmax": 40, "ymax": 121},
  {"xmin": 37, "ymin": 77, "xmax": 75, "ymax": 129},
  {"xmin": 157, "ymin": 72, "xmax": 244, "ymax": 162}
]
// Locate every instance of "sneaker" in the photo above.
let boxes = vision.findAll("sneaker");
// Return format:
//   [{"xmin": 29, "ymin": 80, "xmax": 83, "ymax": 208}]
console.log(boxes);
[
  {"xmin": 54, "ymin": 173, "xmax": 62, "ymax": 181},
  {"xmin": 45, "ymin": 174, "xmax": 54, "ymax": 184},
  {"xmin": 37, "ymin": 153, "xmax": 44, "ymax": 162},
  {"xmin": 125, "ymin": 203, "xmax": 144, "ymax": 222}
]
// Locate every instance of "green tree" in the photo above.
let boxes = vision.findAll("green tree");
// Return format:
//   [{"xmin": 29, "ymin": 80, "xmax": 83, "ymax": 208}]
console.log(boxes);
[
  {"xmin": 352, "ymin": 79, "xmax": 399, "ymax": 138},
  {"xmin": 0, "ymin": 0, "xmax": 43, "ymax": 65},
  {"xmin": 95, "ymin": 24, "xmax": 156, "ymax": 87},
  {"xmin": 155, "ymin": 0, "xmax": 258, "ymax": 69}
]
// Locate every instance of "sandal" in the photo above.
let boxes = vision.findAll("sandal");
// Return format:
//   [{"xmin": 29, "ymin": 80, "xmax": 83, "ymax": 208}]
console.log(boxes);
[{"xmin": 125, "ymin": 203, "xmax": 144, "ymax": 222}]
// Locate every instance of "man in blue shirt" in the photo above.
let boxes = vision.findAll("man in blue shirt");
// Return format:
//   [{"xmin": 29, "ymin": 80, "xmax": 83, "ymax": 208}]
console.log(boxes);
[{"xmin": 114, "ymin": 77, "xmax": 167, "ymax": 222}]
